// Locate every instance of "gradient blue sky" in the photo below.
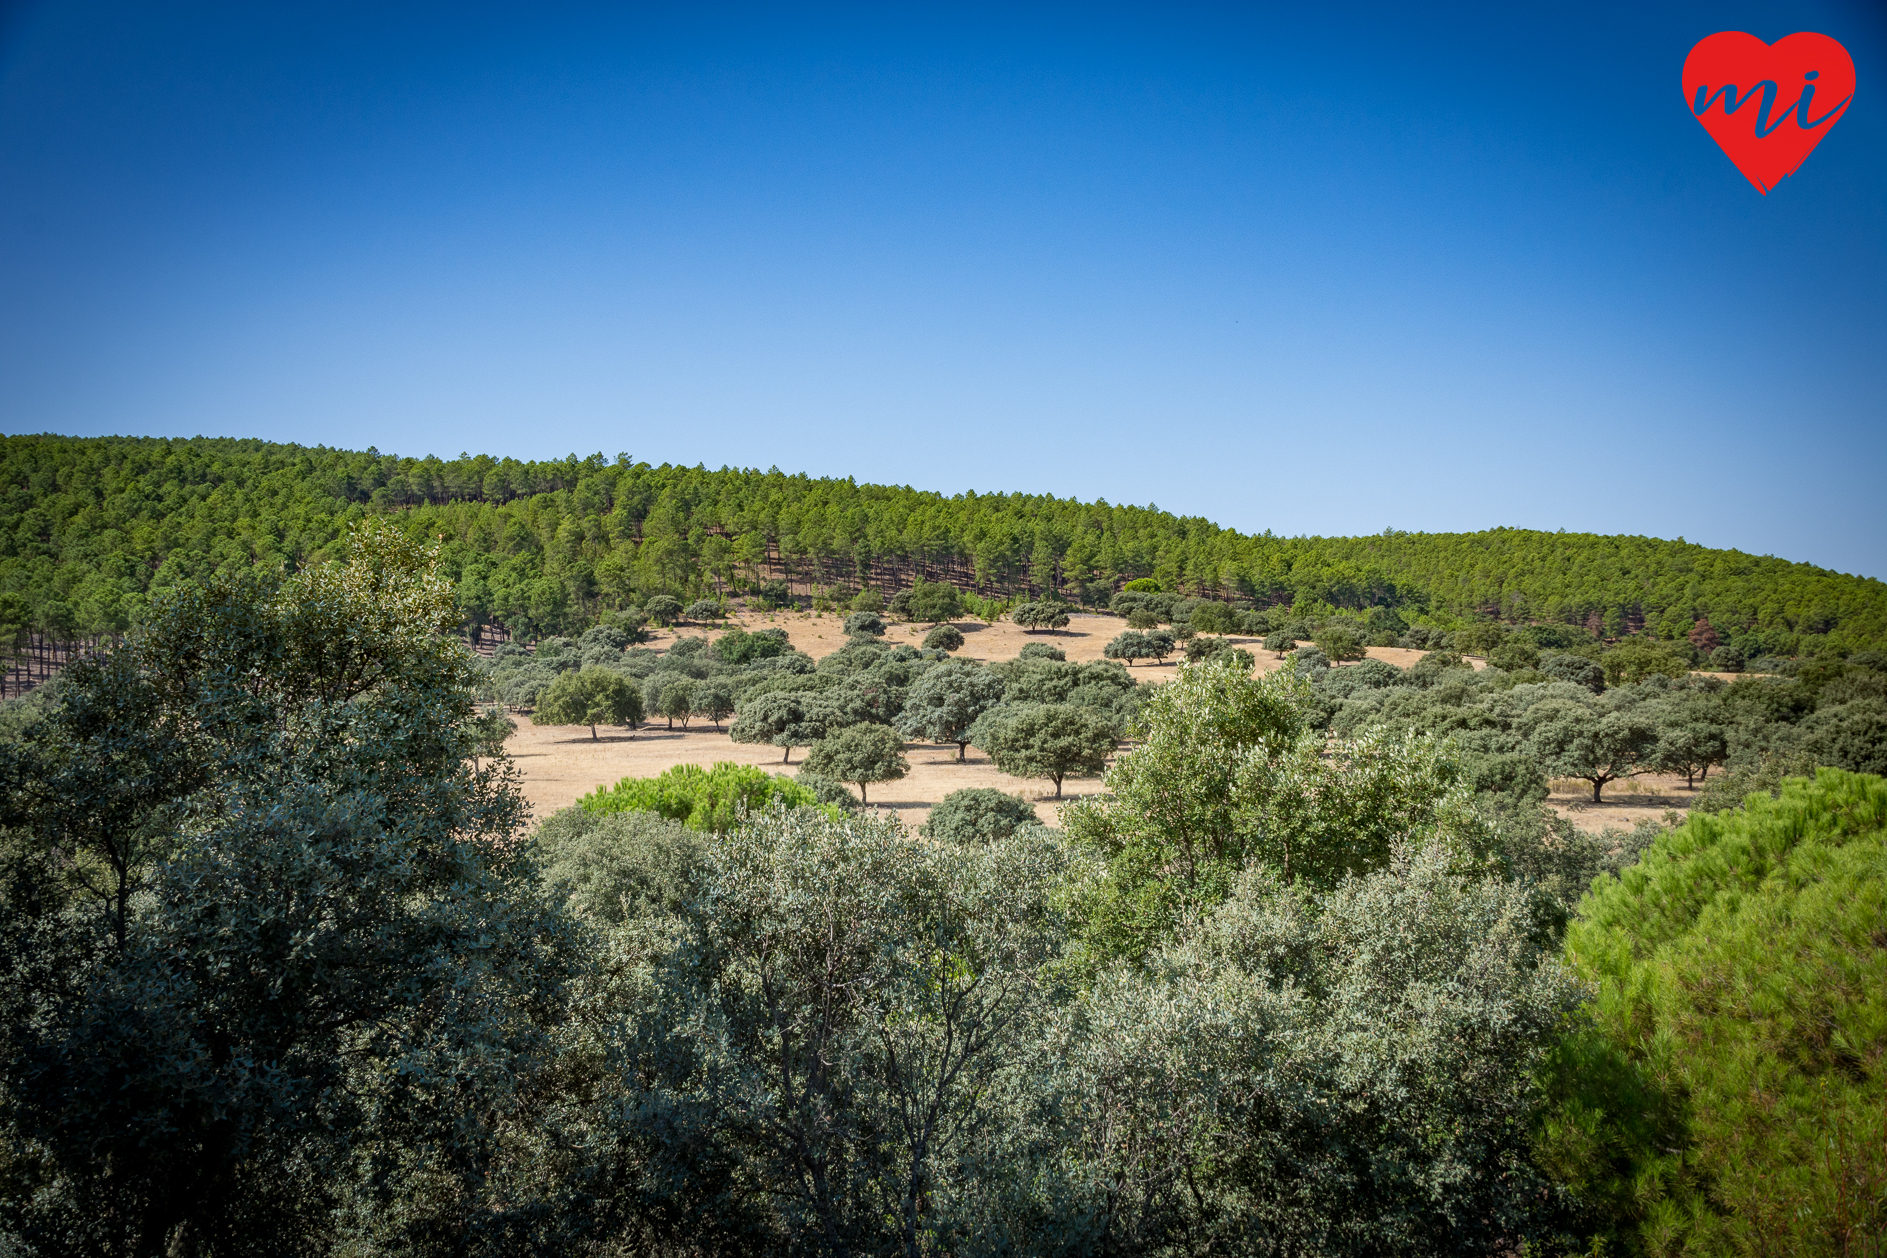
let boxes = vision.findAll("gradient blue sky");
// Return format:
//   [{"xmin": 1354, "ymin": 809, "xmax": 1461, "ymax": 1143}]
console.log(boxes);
[{"xmin": 2, "ymin": 2, "xmax": 1883, "ymax": 574}]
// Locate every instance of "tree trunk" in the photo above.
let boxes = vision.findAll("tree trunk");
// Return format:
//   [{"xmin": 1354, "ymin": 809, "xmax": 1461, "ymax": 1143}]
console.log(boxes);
[
  {"xmin": 957, "ymin": 740, "xmax": 968, "ymax": 762},
  {"xmin": 782, "ymin": 745, "xmax": 792, "ymax": 763},
  {"xmin": 858, "ymin": 781, "xmax": 867, "ymax": 804},
  {"xmin": 1052, "ymin": 773, "xmax": 1063, "ymax": 798},
  {"xmin": 590, "ymin": 724, "xmax": 598, "ymax": 740},
  {"xmin": 1591, "ymin": 779, "xmax": 1604, "ymax": 803}
]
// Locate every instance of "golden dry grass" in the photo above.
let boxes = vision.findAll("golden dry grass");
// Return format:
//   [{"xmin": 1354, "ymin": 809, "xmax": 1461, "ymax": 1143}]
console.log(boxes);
[{"xmin": 505, "ymin": 609, "xmax": 1670, "ymax": 836}]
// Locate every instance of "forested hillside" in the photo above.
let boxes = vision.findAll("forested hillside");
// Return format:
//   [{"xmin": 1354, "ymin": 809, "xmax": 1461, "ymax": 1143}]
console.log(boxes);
[{"xmin": 6, "ymin": 433, "xmax": 1884, "ymax": 664}]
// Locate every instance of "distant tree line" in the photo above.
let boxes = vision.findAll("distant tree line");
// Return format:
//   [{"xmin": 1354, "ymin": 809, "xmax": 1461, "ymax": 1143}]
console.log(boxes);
[{"xmin": 6, "ymin": 435, "xmax": 1886, "ymax": 683}]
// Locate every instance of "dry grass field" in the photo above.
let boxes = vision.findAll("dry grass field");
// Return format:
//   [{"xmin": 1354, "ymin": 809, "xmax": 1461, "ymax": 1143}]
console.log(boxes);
[{"xmin": 504, "ymin": 609, "xmax": 1668, "ymax": 836}]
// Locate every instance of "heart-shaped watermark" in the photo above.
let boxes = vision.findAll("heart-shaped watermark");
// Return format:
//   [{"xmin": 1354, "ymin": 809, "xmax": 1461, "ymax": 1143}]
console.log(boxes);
[{"xmin": 1684, "ymin": 31, "xmax": 1854, "ymax": 193}]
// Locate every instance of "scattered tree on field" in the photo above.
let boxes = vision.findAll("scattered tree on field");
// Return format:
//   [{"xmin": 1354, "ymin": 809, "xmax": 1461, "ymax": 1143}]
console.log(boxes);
[
  {"xmin": 976, "ymin": 703, "xmax": 1117, "ymax": 798},
  {"xmin": 1012, "ymin": 602, "xmax": 1071, "ymax": 633},
  {"xmin": 802, "ymin": 723, "xmax": 908, "ymax": 803},
  {"xmin": 534, "ymin": 666, "xmax": 644, "ymax": 739},
  {"xmin": 644, "ymin": 594, "xmax": 683, "ymax": 626},
  {"xmin": 896, "ymin": 659, "xmax": 1007, "ymax": 760},
  {"xmin": 694, "ymin": 681, "xmax": 735, "ymax": 730},
  {"xmin": 1313, "ymin": 626, "xmax": 1367, "ymax": 662},
  {"xmin": 906, "ymin": 580, "xmax": 962, "ymax": 624},
  {"xmin": 1528, "ymin": 708, "xmax": 1658, "ymax": 802}
]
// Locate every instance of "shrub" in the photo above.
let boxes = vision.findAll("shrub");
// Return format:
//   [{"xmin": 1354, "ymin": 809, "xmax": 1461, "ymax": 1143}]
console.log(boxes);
[
  {"xmin": 921, "ymin": 623, "xmax": 964, "ymax": 652},
  {"xmin": 713, "ymin": 625, "xmax": 791, "ymax": 664},
  {"xmin": 842, "ymin": 610, "xmax": 886, "ymax": 638},
  {"xmin": 1542, "ymin": 652, "xmax": 1606, "ymax": 693},
  {"xmin": 579, "ymin": 761, "xmax": 828, "ymax": 832},
  {"xmin": 685, "ymin": 598, "xmax": 724, "ymax": 622},
  {"xmin": 792, "ymin": 770, "xmax": 862, "ymax": 812},
  {"xmin": 906, "ymin": 581, "xmax": 961, "ymax": 624},
  {"xmin": 531, "ymin": 806, "xmax": 707, "ymax": 925},
  {"xmin": 1017, "ymin": 641, "xmax": 1065, "ymax": 662},
  {"xmin": 644, "ymin": 594, "xmax": 684, "ymax": 626},
  {"xmin": 1126, "ymin": 608, "xmax": 1160, "ymax": 630},
  {"xmin": 849, "ymin": 588, "xmax": 884, "ymax": 613},
  {"xmin": 1487, "ymin": 643, "xmax": 1541, "ymax": 672},
  {"xmin": 1262, "ymin": 629, "xmax": 1296, "ymax": 656},
  {"xmin": 922, "ymin": 788, "xmax": 1040, "ymax": 844}
]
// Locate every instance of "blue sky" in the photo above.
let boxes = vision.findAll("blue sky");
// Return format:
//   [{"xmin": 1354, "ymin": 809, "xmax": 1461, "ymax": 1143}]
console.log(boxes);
[{"xmin": 2, "ymin": 2, "xmax": 1883, "ymax": 575}]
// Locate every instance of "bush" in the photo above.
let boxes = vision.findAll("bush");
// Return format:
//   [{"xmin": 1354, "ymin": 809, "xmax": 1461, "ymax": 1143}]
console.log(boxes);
[
  {"xmin": 1487, "ymin": 643, "xmax": 1541, "ymax": 672},
  {"xmin": 531, "ymin": 806, "xmax": 707, "ymax": 925},
  {"xmin": 1543, "ymin": 770, "xmax": 1887, "ymax": 1255},
  {"xmin": 842, "ymin": 610, "xmax": 886, "ymax": 638},
  {"xmin": 906, "ymin": 580, "xmax": 961, "ymax": 624},
  {"xmin": 685, "ymin": 598, "xmax": 724, "ymax": 622},
  {"xmin": 849, "ymin": 588, "xmax": 884, "ymax": 613},
  {"xmin": 713, "ymin": 625, "xmax": 791, "ymax": 664},
  {"xmin": 1707, "ymin": 644, "xmax": 1746, "ymax": 672},
  {"xmin": 753, "ymin": 579, "xmax": 791, "ymax": 609},
  {"xmin": 1291, "ymin": 646, "xmax": 1331, "ymax": 676},
  {"xmin": 1599, "ymin": 639, "xmax": 1688, "ymax": 686},
  {"xmin": 1262, "ymin": 629, "xmax": 1296, "ymax": 656},
  {"xmin": 1126, "ymin": 607, "xmax": 1161, "ymax": 630},
  {"xmin": 922, "ymin": 788, "xmax": 1040, "ymax": 844},
  {"xmin": 1017, "ymin": 641, "xmax": 1065, "ymax": 662},
  {"xmin": 921, "ymin": 623, "xmax": 964, "ymax": 652},
  {"xmin": 792, "ymin": 770, "xmax": 862, "ymax": 812},
  {"xmin": 1541, "ymin": 653, "xmax": 1605, "ymax": 693},
  {"xmin": 644, "ymin": 594, "xmax": 684, "ymax": 626},
  {"xmin": 1186, "ymin": 601, "xmax": 1233, "ymax": 634},
  {"xmin": 578, "ymin": 761, "xmax": 828, "ymax": 832}
]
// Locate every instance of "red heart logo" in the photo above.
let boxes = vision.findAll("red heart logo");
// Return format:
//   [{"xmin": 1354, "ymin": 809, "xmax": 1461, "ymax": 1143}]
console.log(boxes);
[{"xmin": 1683, "ymin": 31, "xmax": 1854, "ymax": 193}]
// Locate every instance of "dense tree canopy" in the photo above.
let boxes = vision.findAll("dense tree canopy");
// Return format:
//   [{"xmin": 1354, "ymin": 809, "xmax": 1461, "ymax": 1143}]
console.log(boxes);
[{"xmin": 6, "ymin": 435, "xmax": 1885, "ymax": 670}]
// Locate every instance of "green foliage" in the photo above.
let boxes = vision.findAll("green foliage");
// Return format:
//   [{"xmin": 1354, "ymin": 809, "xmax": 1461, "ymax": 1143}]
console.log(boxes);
[
  {"xmin": 1542, "ymin": 770, "xmax": 1887, "ymax": 1256},
  {"xmin": 7, "ymin": 437, "xmax": 1887, "ymax": 664},
  {"xmin": 1011, "ymin": 601, "xmax": 1071, "ymax": 632},
  {"xmin": 920, "ymin": 622, "xmax": 964, "ymax": 652},
  {"xmin": 1543, "ymin": 651, "xmax": 1606, "ymax": 692},
  {"xmin": 0, "ymin": 519, "xmax": 580, "ymax": 1253},
  {"xmin": 712, "ymin": 624, "xmax": 790, "ymax": 664},
  {"xmin": 1017, "ymin": 641, "xmax": 1065, "ymax": 661},
  {"xmin": 842, "ymin": 609, "xmax": 886, "ymax": 638},
  {"xmin": 801, "ymin": 722, "xmax": 908, "ymax": 803},
  {"xmin": 895, "ymin": 657, "xmax": 1006, "ymax": 760},
  {"xmin": 1043, "ymin": 843, "xmax": 1584, "ymax": 1255},
  {"xmin": 905, "ymin": 580, "xmax": 961, "ymax": 624},
  {"xmin": 646, "ymin": 805, "xmax": 1079, "ymax": 1253},
  {"xmin": 579, "ymin": 760, "xmax": 828, "ymax": 831},
  {"xmin": 1064, "ymin": 656, "xmax": 1486, "ymax": 967},
  {"xmin": 1528, "ymin": 706, "xmax": 1658, "ymax": 802},
  {"xmin": 643, "ymin": 593, "xmax": 683, "ymax": 625},
  {"xmin": 684, "ymin": 597, "xmax": 724, "ymax": 622},
  {"xmin": 849, "ymin": 587, "xmax": 884, "ymax": 613},
  {"xmin": 1261, "ymin": 628, "xmax": 1297, "ymax": 655},
  {"xmin": 531, "ymin": 804, "xmax": 707, "ymax": 924},
  {"xmin": 923, "ymin": 787, "xmax": 1041, "ymax": 844},
  {"xmin": 1488, "ymin": 642, "xmax": 1541, "ymax": 672},
  {"xmin": 1600, "ymin": 638, "xmax": 1690, "ymax": 686},
  {"xmin": 532, "ymin": 664, "xmax": 644, "ymax": 738},
  {"xmin": 1313, "ymin": 625, "xmax": 1367, "ymax": 661},
  {"xmin": 975, "ymin": 702, "xmax": 1118, "ymax": 798}
]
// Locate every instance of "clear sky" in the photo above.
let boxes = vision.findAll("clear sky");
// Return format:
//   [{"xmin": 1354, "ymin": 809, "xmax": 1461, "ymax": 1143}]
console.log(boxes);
[{"xmin": 2, "ymin": 2, "xmax": 1883, "ymax": 575}]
